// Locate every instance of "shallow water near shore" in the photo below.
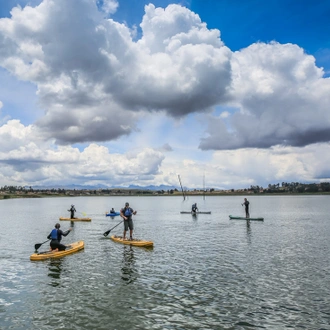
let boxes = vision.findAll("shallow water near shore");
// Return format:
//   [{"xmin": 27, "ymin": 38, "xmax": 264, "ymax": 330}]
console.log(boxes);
[{"xmin": 1, "ymin": 195, "xmax": 329, "ymax": 329}]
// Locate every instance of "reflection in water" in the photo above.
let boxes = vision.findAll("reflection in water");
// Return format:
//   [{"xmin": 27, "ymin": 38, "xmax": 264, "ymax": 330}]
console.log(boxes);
[
  {"xmin": 48, "ymin": 259, "xmax": 63, "ymax": 287},
  {"xmin": 246, "ymin": 220, "xmax": 252, "ymax": 244},
  {"xmin": 121, "ymin": 246, "xmax": 137, "ymax": 284}
]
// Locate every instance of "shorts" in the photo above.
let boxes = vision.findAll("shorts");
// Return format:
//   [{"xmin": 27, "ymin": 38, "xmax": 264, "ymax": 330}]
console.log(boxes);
[{"xmin": 124, "ymin": 217, "xmax": 134, "ymax": 231}]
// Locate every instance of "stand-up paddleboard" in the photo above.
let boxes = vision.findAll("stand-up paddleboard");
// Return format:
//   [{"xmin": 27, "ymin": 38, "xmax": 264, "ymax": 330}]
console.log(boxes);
[
  {"xmin": 59, "ymin": 217, "xmax": 91, "ymax": 221},
  {"xmin": 110, "ymin": 235, "xmax": 153, "ymax": 247},
  {"xmin": 229, "ymin": 215, "xmax": 264, "ymax": 221},
  {"xmin": 30, "ymin": 241, "xmax": 85, "ymax": 261},
  {"xmin": 180, "ymin": 211, "xmax": 211, "ymax": 214}
]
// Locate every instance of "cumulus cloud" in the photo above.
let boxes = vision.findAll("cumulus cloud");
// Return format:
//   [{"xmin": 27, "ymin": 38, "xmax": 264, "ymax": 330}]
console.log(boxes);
[
  {"xmin": 1, "ymin": 1, "xmax": 330, "ymax": 189},
  {"xmin": 0, "ymin": 119, "xmax": 165, "ymax": 186},
  {"xmin": 0, "ymin": 0, "xmax": 232, "ymax": 145},
  {"xmin": 200, "ymin": 42, "xmax": 330, "ymax": 150},
  {"xmin": 98, "ymin": 0, "xmax": 119, "ymax": 15}
]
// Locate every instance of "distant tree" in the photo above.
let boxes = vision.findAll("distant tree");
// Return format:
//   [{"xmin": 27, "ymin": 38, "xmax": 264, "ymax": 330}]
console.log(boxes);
[
  {"xmin": 296, "ymin": 186, "xmax": 305, "ymax": 193},
  {"xmin": 305, "ymin": 184, "xmax": 319, "ymax": 193},
  {"xmin": 320, "ymin": 182, "xmax": 330, "ymax": 192}
]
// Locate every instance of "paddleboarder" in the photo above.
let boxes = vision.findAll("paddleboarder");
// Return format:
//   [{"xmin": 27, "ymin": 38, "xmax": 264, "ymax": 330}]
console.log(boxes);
[
  {"xmin": 47, "ymin": 223, "xmax": 72, "ymax": 251},
  {"xmin": 120, "ymin": 202, "xmax": 137, "ymax": 240},
  {"xmin": 242, "ymin": 198, "xmax": 250, "ymax": 218},
  {"xmin": 68, "ymin": 204, "xmax": 76, "ymax": 219},
  {"xmin": 192, "ymin": 203, "xmax": 198, "ymax": 213},
  {"xmin": 110, "ymin": 207, "xmax": 116, "ymax": 214}
]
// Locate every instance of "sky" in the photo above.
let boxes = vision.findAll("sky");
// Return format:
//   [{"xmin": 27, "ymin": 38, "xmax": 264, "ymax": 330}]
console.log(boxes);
[{"xmin": 0, "ymin": 0, "xmax": 330, "ymax": 190}]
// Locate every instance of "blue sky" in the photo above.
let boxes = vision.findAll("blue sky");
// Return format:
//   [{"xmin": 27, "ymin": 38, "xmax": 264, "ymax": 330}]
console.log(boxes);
[
  {"xmin": 191, "ymin": 0, "xmax": 330, "ymax": 73},
  {"xmin": 0, "ymin": 0, "xmax": 330, "ymax": 190}
]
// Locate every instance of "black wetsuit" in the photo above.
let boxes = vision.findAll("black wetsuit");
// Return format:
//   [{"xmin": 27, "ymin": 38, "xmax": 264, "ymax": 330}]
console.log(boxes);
[
  {"xmin": 68, "ymin": 206, "xmax": 76, "ymax": 219},
  {"xmin": 47, "ymin": 229, "xmax": 70, "ymax": 251},
  {"xmin": 243, "ymin": 201, "xmax": 250, "ymax": 218}
]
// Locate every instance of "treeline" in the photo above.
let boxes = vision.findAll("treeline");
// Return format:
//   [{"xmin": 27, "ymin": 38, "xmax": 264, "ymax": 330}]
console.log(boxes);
[
  {"xmin": 248, "ymin": 182, "xmax": 330, "ymax": 193},
  {"xmin": 0, "ymin": 186, "xmax": 67, "ymax": 193},
  {"xmin": 1, "ymin": 182, "xmax": 330, "ymax": 195}
]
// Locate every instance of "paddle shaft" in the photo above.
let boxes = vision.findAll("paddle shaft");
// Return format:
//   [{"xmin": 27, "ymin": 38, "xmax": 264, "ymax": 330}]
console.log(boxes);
[
  {"xmin": 34, "ymin": 239, "xmax": 50, "ymax": 251},
  {"xmin": 103, "ymin": 220, "xmax": 123, "ymax": 236}
]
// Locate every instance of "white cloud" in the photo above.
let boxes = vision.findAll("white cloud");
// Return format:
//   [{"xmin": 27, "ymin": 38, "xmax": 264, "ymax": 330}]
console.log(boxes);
[
  {"xmin": 0, "ymin": 1, "xmax": 330, "ymax": 189},
  {"xmin": 0, "ymin": 120, "xmax": 165, "ymax": 186},
  {"xmin": 0, "ymin": 0, "xmax": 232, "ymax": 145},
  {"xmin": 99, "ymin": 0, "xmax": 119, "ymax": 15},
  {"xmin": 200, "ymin": 42, "xmax": 330, "ymax": 150}
]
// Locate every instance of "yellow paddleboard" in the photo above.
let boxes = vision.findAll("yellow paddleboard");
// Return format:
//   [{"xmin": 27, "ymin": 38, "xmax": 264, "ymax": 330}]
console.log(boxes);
[
  {"xmin": 30, "ymin": 241, "xmax": 85, "ymax": 261},
  {"xmin": 110, "ymin": 235, "xmax": 153, "ymax": 247},
  {"xmin": 59, "ymin": 217, "xmax": 91, "ymax": 221}
]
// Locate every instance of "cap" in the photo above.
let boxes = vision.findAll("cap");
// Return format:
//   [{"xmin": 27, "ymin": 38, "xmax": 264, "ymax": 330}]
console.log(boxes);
[{"xmin": 125, "ymin": 202, "xmax": 129, "ymax": 206}]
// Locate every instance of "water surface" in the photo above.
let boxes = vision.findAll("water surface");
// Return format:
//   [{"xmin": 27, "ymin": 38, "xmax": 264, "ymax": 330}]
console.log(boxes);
[{"xmin": 1, "ymin": 195, "xmax": 329, "ymax": 329}]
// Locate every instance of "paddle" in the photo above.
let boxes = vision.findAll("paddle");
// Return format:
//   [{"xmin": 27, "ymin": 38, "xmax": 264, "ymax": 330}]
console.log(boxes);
[
  {"xmin": 103, "ymin": 220, "xmax": 123, "ymax": 237},
  {"xmin": 34, "ymin": 228, "xmax": 72, "ymax": 251},
  {"xmin": 34, "ymin": 239, "xmax": 50, "ymax": 251},
  {"xmin": 77, "ymin": 211, "xmax": 87, "ymax": 217}
]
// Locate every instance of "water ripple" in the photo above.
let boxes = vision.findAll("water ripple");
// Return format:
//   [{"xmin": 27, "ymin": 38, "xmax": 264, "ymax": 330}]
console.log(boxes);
[{"xmin": 1, "ymin": 196, "xmax": 330, "ymax": 329}]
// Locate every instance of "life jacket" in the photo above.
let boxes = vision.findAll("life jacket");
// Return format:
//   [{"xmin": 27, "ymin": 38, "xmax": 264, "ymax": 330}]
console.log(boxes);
[
  {"xmin": 124, "ymin": 207, "xmax": 132, "ymax": 217},
  {"xmin": 50, "ymin": 228, "xmax": 58, "ymax": 240}
]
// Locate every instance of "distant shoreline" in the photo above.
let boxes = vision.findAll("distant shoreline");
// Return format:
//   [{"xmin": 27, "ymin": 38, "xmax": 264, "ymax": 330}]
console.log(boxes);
[{"xmin": 1, "ymin": 191, "xmax": 330, "ymax": 200}]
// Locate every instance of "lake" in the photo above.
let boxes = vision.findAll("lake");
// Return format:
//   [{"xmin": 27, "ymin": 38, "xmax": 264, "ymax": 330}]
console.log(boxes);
[{"xmin": 0, "ymin": 195, "xmax": 329, "ymax": 330}]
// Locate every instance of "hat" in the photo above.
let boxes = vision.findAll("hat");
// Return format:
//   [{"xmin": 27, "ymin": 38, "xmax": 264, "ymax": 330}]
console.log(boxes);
[{"xmin": 125, "ymin": 202, "xmax": 129, "ymax": 206}]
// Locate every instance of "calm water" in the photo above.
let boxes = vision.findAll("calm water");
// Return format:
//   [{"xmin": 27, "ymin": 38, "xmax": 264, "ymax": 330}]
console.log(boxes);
[{"xmin": 0, "ymin": 195, "xmax": 329, "ymax": 330}]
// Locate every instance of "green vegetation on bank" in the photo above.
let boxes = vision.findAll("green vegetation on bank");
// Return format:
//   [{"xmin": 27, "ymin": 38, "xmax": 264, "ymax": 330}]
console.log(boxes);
[{"xmin": 1, "ymin": 181, "xmax": 330, "ymax": 199}]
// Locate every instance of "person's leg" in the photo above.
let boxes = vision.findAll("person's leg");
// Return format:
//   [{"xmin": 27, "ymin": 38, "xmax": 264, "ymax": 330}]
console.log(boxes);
[
  {"xmin": 50, "ymin": 241, "xmax": 62, "ymax": 251},
  {"xmin": 128, "ymin": 218, "xmax": 134, "ymax": 239},
  {"xmin": 123, "ymin": 220, "xmax": 128, "ymax": 240},
  {"xmin": 58, "ymin": 243, "xmax": 67, "ymax": 251},
  {"xmin": 50, "ymin": 241, "xmax": 57, "ymax": 251}
]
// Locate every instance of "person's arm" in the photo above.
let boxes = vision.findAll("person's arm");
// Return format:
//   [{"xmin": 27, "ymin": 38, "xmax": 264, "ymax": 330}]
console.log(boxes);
[
  {"xmin": 132, "ymin": 208, "xmax": 137, "ymax": 215},
  {"xmin": 47, "ymin": 232, "xmax": 51, "ymax": 239},
  {"xmin": 61, "ymin": 228, "xmax": 72, "ymax": 237},
  {"xmin": 120, "ymin": 209, "xmax": 127, "ymax": 220}
]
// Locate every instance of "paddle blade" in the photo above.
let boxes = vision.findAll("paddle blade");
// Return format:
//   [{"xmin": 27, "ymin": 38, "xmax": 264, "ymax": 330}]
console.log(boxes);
[
  {"xmin": 103, "ymin": 230, "xmax": 111, "ymax": 237},
  {"xmin": 34, "ymin": 243, "xmax": 42, "ymax": 250}
]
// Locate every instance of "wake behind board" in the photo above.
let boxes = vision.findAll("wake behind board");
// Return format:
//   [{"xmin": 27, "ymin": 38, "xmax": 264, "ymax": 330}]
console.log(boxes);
[
  {"xmin": 229, "ymin": 215, "xmax": 264, "ymax": 221},
  {"xmin": 59, "ymin": 217, "xmax": 92, "ymax": 221},
  {"xmin": 180, "ymin": 211, "xmax": 211, "ymax": 214},
  {"xmin": 110, "ymin": 235, "xmax": 153, "ymax": 248}
]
